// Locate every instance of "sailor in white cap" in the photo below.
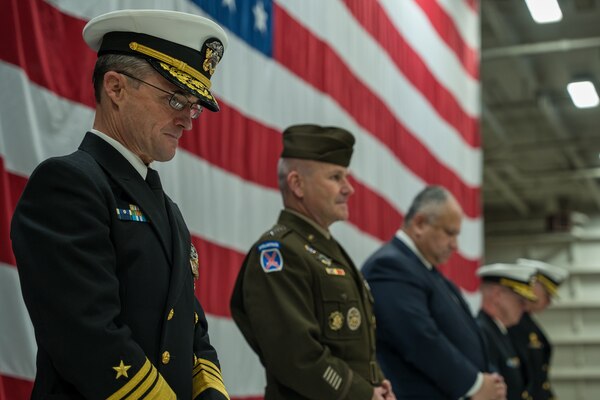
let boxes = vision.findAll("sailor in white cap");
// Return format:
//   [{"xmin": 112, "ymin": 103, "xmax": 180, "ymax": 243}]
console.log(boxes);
[
  {"xmin": 476, "ymin": 263, "xmax": 538, "ymax": 400},
  {"xmin": 11, "ymin": 9, "xmax": 229, "ymax": 400},
  {"xmin": 508, "ymin": 259, "xmax": 569, "ymax": 400}
]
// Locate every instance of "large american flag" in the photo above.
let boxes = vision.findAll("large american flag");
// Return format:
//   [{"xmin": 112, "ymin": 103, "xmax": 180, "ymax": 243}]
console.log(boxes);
[{"xmin": 0, "ymin": 0, "xmax": 481, "ymax": 398}]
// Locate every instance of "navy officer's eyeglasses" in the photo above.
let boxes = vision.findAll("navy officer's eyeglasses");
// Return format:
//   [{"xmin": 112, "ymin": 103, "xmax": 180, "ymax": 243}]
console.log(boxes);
[{"xmin": 118, "ymin": 71, "xmax": 203, "ymax": 119}]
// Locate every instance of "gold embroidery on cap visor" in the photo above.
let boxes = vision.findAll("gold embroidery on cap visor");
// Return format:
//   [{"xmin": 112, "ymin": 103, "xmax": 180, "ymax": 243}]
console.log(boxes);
[
  {"xmin": 537, "ymin": 274, "xmax": 559, "ymax": 296},
  {"xmin": 499, "ymin": 278, "xmax": 537, "ymax": 301},
  {"xmin": 129, "ymin": 42, "xmax": 211, "ymax": 89},
  {"xmin": 158, "ymin": 63, "xmax": 214, "ymax": 101}
]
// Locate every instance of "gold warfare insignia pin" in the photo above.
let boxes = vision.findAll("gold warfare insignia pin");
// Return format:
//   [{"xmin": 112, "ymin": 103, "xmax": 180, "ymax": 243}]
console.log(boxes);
[
  {"xmin": 329, "ymin": 311, "xmax": 344, "ymax": 331},
  {"xmin": 190, "ymin": 244, "xmax": 199, "ymax": 279},
  {"xmin": 347, "ymin": 307, "xmax": 362, "ymax": 331},
  {"xmin": 529, "ymin": 332, "xmax": 542, "ymax": 349}
]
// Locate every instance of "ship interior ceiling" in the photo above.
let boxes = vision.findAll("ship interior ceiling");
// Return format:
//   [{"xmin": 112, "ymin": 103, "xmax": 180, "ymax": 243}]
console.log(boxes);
[{"xmin": 481, "ymin": 0, "xmax": 600, "ymax": 236}]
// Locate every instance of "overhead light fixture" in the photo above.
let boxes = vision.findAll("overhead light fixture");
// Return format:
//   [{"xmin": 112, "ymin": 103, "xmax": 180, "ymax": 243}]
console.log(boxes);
[
  {"xmin": 524, "ymin": 0, "xmax": 563, "ymax": 23},
  {"xmin": 567, "ymin": 81, "xmax": 599, "ymax": 109}
]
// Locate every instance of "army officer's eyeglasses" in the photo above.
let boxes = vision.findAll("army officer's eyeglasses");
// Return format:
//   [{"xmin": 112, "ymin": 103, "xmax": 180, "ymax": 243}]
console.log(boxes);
[{"xmin": 118, "ymin": 71, "xmax": 203, "ymax": 119}]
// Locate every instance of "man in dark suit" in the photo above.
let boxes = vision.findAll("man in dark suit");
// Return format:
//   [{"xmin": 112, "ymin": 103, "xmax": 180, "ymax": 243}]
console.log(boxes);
[
  {"xmin": 362, "ymin": 185, "xmax": 506, "ymax": 400},
  {"xmin": 508, "ymin": 259, "xmax": 568, "ymax": 400},
  {"xmin": 477, "ymin": 263, "xmax": 538, "ymax": 400},
  {"xmin": 231, "ymin": 125, "xmax": 395, "ymax": 400},
  {"xmin": 11, "ymin": 9, "xmax": 229, "ymax": 399}
]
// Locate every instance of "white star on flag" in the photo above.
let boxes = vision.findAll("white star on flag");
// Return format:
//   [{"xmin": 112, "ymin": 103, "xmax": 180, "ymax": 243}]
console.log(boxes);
[
  {"xmin": 222, "ymin": 0, "xmax": 236, "ymax": 12},
  {"xmin": 252, "ymin": 1, "xmax": 268, "ymax": 33}
]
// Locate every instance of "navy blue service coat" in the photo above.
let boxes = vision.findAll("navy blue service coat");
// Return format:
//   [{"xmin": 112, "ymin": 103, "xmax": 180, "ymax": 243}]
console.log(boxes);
[
  {"xmin": 11, "ymin": 132, "xmax": 228, "ymax": 400},
  {"xmin": 508, "ymin": 312, "xmax": 554, "ymax": 400},
  {"xmin": 362, "ymin": 237, "xmax": 488, "ymax": 399},
  {"xmin": 477, "ymin": 311, "xmax": 528, "ymax": 400}
]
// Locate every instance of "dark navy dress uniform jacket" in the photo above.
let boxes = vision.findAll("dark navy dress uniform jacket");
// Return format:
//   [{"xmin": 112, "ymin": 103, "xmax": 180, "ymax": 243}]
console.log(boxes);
[
  {"xmin": 11, "ymin": 132, "xmax": 228, "ymax": 400},
  {"xmin": 362, "ymin": 237, "xmax": 488, "ymax": 399}
]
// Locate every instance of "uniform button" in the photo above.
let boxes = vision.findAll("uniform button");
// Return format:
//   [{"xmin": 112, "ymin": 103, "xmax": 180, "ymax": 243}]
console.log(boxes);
[
  {"xmin": 194, "ymin": 312, "xmax": 199, "ymax": 324},
  {"xmin": 193, "ymin": 354, "xmax": 198, "ymax": 365},
  {"xmin": 543, "ymin": 382, "xmax": 550, "ymax": 390},
  {"xmin": 167, "ymin": 309, "xmax": 174, "ymax": 320},
  {"xmin": 308, "ymin": 234, "xmax": 315, "ymax": 241},
  {"xmin": 162, "ymin": 351, "xmax": 170, "ymax": 365}
]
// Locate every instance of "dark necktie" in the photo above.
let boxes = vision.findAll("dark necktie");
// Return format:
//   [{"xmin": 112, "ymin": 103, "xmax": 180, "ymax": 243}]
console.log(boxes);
[{"xmin": 146, "ymin": 168, "xmax": 166, "ymax": 212}]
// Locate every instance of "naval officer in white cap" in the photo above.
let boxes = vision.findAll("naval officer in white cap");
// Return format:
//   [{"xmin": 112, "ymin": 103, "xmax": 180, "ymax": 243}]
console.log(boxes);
[
  {"xmin": 11, "ymin": 9, "xmax": 229, "ymax": 400},
  {"xmin": 477, "ymin": 263, "xmax": 538, "ymax": 400},
  {"xmin": 508, "ymin": 259, "xmax": 569, "ymax": 400}
]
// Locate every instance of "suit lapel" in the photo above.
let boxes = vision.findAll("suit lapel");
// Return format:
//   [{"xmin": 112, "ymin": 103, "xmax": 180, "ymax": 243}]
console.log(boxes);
[{"xmin": 79, "ymin": 132, "xmax": 173, "ymax": 262}]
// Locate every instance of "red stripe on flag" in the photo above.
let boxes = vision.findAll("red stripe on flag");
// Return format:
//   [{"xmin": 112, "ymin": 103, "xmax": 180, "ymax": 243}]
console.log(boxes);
[
  {"xmin": 0, "ymin": 374, "xmax": 32, "ymax": 400},
  {"xmin": 193, "ymin": 235, "xmax": 246, "ymax": 318},
  {"xmin": 0, "ymin": 0, "xmax": 96, "ymax": 108},
  {"xmin": 0, "ymin": 158, "xmax": 27, "ymax": 266},
  {"xmin": 340, "ymin": 0, "xmax": 479, "ymax": 145},
  {"xmin": 465, "ymin": 0, "xmax": 479, "ymax": 13},
  {"xmin": 273, "ymin": 4, "xmax": 481, "ymax": 218},
  {"xmin": 413, "ymin": 0, "xmax": 479, "ymax": 79}
]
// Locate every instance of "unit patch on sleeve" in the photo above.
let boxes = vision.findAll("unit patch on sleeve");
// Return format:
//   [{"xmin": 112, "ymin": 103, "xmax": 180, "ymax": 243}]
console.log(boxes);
[{"xmin": 258, "ymin": 241, "xmax": 284, "ymax": 273}]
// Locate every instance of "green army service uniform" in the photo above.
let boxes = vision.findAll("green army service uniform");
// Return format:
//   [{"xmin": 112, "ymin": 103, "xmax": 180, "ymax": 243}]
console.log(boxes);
[{"xmin": 231, "ymin": 210, "xmax": 384, "ymax": 399}]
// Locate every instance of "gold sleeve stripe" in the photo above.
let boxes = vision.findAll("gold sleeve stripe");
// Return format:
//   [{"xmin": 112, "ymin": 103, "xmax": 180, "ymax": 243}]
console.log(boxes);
[
  {"xmin": 106, "ymin": 358, "xmax": 175, "ymax": 400},
  {"xmin": 192, "ymin": 379, "xmax": 230, "ymax": 400},
  {"xmin": 107, "ymin": 359, "xmax": 152, "ymax": 400},
  {"xmin": 194, "ymin": 358, "xmax": 222, "ymax": 378},
  {"xmin": 192, "ymin": 359, "xmax": 229, "ymax": 399},
  {"xmin": 143, "ymin": 372, "xmax": 177, "ymax": 400}
]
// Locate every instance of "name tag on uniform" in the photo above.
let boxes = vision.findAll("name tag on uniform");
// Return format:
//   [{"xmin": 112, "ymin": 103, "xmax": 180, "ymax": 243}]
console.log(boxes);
[{"xmin": 116, "ymin": 204, "xmax": 147, "ymax": 222}]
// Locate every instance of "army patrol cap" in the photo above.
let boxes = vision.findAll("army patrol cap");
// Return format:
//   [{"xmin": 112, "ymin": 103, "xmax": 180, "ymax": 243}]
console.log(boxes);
[
  {"xmin": 517, "ymin": 258, "xmax": 568, "ymax": 297},
  {"xmin": 281, "ymin": 124, "xmax": 355, "ymax": 167},
  {"xmin": 477, "ymin": 263, "xmax": 538, "ymax": 301},
  {"xmin": 83, "ymin": 9, "xmax": 227, "ymax": 111}
]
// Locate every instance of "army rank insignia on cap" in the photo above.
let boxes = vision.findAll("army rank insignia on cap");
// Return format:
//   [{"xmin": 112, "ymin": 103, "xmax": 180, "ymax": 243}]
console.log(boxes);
[
  {"xmin": 347, "ymin": 307, "xmax": 361, "ymax": 330},
  {"xmin": 329, "ymin": 311, "xmax": 344, "ymax": 331},
  {"xmin": 190, "ymin": 244, "xmax": 199, "ymax": 279},
  {"xmin": 116, "ymin": 204, "xmax": 147, "ymax": 222},
  {"xmin": 258, "ymin": 241, "xmax": 283, "ymax": 273}
]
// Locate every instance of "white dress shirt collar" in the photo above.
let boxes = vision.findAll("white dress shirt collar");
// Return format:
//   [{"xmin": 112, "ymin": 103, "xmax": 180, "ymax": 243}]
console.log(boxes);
[
  {"xmin": 395, "ymin": 229, "xmax": 433, "ymax": 270},
  {"xmin": 90, "ymin": 129, "xmax": 148, "ymax": 179}
]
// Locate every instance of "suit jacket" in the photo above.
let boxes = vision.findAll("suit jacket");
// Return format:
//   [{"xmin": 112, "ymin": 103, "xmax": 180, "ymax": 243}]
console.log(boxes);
[
  {"xmin": 230, "ymin": 210, "xmax": 384, "ymax": 400},
  {"xmin": 361, "ymin": 237, "xmax": 488, "ymax": 399},
  {"xmin": 11, "ymin": 132, "xmax": 228, "ymax": 400},
  {"xmin": 477, "ymin": 311, "xmax": 527, "ymax": 400},
  {"xmin": 508, "ymin": 312, "xmax": 554, "ymax": 400}
]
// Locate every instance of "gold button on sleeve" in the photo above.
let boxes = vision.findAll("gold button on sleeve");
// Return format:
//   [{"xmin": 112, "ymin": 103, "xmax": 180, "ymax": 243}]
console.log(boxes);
[{"xmin": 167, "ymin": 309, "xmax": 174, "ymax": 320}]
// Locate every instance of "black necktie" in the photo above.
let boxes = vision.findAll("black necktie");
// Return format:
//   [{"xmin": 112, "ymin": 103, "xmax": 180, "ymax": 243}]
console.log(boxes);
[{"xmin": 146, "ymin": 168, "xmax": 166, "ymax": 212}]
